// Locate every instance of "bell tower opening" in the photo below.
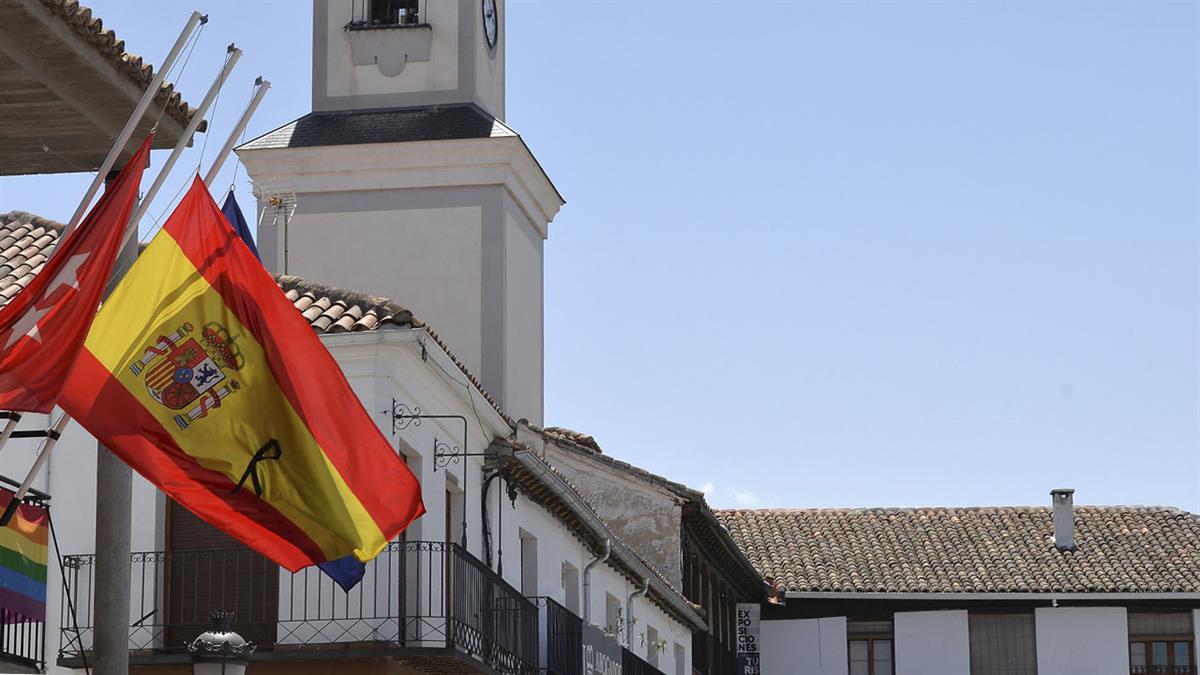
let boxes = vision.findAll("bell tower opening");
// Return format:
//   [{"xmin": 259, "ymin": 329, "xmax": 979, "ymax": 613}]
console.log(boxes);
[{"xmin": 313, "ymin": 0, "xmax": 505, "ymax": 118}]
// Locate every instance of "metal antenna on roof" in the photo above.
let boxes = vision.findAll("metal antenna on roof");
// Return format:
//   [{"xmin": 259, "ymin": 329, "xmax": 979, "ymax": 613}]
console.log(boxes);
[{"xmin": 254, "ymin": 184, "xmax": 297, "ymax": 274}]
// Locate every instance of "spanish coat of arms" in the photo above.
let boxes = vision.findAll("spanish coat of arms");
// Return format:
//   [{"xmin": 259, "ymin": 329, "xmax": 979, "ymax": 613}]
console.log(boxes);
[{"xmin": 128, "ymin": 322, "xmax": 244, "ymax": 430}]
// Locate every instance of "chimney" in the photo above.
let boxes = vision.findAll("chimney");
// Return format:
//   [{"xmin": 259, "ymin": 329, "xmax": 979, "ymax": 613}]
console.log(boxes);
[{"xmin": 1051, "ymin": 488, "xmax": 1076, "ymax": 551}]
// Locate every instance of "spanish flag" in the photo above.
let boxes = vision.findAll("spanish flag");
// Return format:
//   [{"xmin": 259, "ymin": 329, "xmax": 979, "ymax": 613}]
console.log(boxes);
[{"xmin": 60, "ymin": 177, "xmax": 424, "ymax": 571}]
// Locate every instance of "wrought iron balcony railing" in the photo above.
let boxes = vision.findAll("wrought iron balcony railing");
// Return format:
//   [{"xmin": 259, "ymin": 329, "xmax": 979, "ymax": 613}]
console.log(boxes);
[
  {"xmin": 692, "ymin": 630, "xmax": 737, "ymax": 675},
  {"xmin": 58, "ymin": 541, "xmax": 538, "ymax": 674},
  {"xmin": 0, "ymin": 609, "xmax": 43, "ymax": 673},
  {"xmin": 622, "ymin": 645, "xmax": 659, "ymax": 675},
  {"xmin": 534, "ymin": 597, "xmax": 582, "ymax": 675}
]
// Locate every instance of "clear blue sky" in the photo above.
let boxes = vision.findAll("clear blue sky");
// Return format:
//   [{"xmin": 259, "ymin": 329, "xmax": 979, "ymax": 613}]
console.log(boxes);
[{"xmin": 1, "ymin": 1, "xmax": 1196, "ymax": 512}]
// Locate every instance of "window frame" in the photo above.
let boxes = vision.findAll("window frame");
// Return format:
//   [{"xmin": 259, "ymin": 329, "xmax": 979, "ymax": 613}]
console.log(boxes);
[
  {"xmin": 848, "ymin": 635, "xmax": 894, "ymax": 675},
  {"xmin": 1128, "ymin": 637, "xmax": 1196, "ymax": 674}
]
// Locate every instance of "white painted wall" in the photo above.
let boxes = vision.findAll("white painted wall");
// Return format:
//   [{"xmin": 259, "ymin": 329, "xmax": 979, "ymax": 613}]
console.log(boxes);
[
  {"xmin": 760, "ymin": 617, "xmax": 848, "ymax": 675},
  {"xmin": 894, "ymin": 610, "xmax": 970, "ymax": 675},
  {"xmin": 320, "ymin": 0, "xmax": 460, "ymax": 101},
  {"xmin": 490, "ymin": 461, "xmax": 691, "ymax": 674},
  {"xmin": 503, "ymin": 197, "xmax": 543, "ymax": 426},
  {"xmin": 278, "ymin": 201, "xmax": 484, "ymax": 372},
  {"xmin": 1035, "ymin": 607, "xmax": 1129, "ymax": 675}
]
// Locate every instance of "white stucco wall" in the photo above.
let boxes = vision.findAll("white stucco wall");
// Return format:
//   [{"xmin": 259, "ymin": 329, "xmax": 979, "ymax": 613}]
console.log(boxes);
[
  {"xmin": 760, "ymin": 617, "xmax": 848, "ymax": 675},
  {"xmin": 1035, "ymin": 607, "xmax": 1129, "ymax": 675},
  {"xmin": 490, "ymin": 461, "xmax": 691, "ymax": 674},
  {"xmin": 278, "ymin": 201, "xmax": 485, "ymax": 374},
  {"xmin": 320, "ymin": 0, "xmax": 460, "ymax": 101},
  {"xmin": 503, "ymin": 197, "xmax": 544, "ymax": 425},
  {"xmin": 894, "ymin": 610, "xmax": 970, "ymax": 675}
]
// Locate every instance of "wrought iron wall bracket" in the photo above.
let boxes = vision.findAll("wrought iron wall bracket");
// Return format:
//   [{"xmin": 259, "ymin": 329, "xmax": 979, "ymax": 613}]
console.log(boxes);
[
  {"xmin": 386, "ymin": 399, "xmax": 496, "ymax": 472},
  {"xmin": 385, "ymin": 398, "xmax": 498, "ymax": 550}
]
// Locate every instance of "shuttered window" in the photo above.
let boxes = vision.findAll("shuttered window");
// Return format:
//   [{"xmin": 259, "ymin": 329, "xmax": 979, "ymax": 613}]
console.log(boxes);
[
  {"xmin": 1129, "ymin": 613, "xmax": 1195, "ymax": 674},
  {"xmin": 969, "ymin": 613, "xmax": 1037, "ymax": 675}
]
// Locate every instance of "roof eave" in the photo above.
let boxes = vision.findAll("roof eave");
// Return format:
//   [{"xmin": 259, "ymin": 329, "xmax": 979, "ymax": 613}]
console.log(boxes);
[{"xmin": 784, "ymin": 591, "xmax": 1200, "ymax": 601}]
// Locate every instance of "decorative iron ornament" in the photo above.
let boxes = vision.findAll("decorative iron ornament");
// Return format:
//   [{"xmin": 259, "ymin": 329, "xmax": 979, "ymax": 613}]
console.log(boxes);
[{"xmin": 385, "ymin": 398, "xmax": 501, "ymax": 548}]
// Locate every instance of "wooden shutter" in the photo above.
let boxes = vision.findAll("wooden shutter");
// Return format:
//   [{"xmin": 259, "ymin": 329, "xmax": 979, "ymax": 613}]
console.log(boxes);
[
  {"xmin": 969, "ymin": 613, "xmax": 1037, "ymax": 675},
  {"xmin": 165, "ymin": 500, "xmax": 279, "ymax": 649}
]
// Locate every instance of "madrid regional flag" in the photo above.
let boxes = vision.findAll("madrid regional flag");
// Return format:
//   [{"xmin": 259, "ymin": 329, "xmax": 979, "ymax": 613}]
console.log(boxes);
[
  {"xmin": 0, "ymin": 135, "xmax": 151, "ymax": 412},
  {"xmin": 59, "ymin": 176, "xmax": 425, "ymax": 571}
]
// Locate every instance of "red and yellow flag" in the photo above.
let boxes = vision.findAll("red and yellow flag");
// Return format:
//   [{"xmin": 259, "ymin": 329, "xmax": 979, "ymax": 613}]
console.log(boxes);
[{"xmin": 60, "ymin": 177, "xmax": 424, "ymax": 571}]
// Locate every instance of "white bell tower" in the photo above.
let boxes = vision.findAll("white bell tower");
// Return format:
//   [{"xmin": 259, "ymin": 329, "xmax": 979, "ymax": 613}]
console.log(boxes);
[
  {"xmin": 313, "ymin": 0, "xmax": 505, "ymax": 118},
  {"xmin": 237, "ymin": 0, "xmax": 562, "ymax": 425}
]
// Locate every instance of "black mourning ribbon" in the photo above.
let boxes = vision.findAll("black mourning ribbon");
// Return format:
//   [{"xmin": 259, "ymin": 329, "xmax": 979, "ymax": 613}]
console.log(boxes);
[{"xmin": 232, "ymin": 439, "xmax": 282, "ymax": 498}]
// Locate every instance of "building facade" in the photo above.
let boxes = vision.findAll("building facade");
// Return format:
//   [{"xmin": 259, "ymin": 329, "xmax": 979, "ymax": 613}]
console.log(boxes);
[
  {"xmin": 718, "ymin": 490, "xmax": 1200, "ymax": 675},
  {"xmin": 516, "ymin": 424, "xmax": 767, "ymax": 675}
]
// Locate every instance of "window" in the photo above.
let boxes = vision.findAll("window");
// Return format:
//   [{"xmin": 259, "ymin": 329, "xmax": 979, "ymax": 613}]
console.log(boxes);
[
  {"xmin": 605, "ymin": 593, "xmax": 622, "ymax": 636},
  {"xmin": 674, "ymin": 642, "xmax": 686, "ymax": 675},
  {"xmin": 1129, "ymin": 613, "xmax": 1195, "ymax": 674},
  {"xmin": 369, "ymin": 0, "xmax": 420, "ymax": 25},
  {"xmin": 848, "ymin": 621, "xmax": 893, "ymax": 675},
  {"xmin": 969, "ymin": 613, "xmax": 1037, "ymax": 675},
  {"xmin": 562, "ymin": 562, "xmax": 580, "ymax": 615},
  {"xmin": 647, "ymin": 625, "xmax": 660, "ymax": 667},
  {"xmin": 519, "ymin": 530, "xmax": 538, "ymax": 596}
]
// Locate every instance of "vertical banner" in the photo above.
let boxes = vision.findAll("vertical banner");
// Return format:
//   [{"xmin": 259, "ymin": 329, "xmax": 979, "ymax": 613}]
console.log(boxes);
[{"xmin": 737, "ymin": 603, "xmax": 761, "ymax": 675}]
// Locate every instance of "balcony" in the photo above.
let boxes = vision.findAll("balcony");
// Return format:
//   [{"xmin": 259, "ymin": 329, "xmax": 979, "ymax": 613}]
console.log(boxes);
[
  {"xmin": 622, "ymin": 646, "xmax": 659, "ymax": 675},
  {"xmin": 0, "ymin": 610, "xmax": 43, "ymax": 673},
  {"xmin": 692, "ymin": 631, "xmax": 737, "ymax": 675},
  {"xmin": 58, "ymin": 541, "xmax": 538, "ymax": 674},
  {"xmin": 534, "ymin": 597, "xmax": 581, "ymax": 675}
]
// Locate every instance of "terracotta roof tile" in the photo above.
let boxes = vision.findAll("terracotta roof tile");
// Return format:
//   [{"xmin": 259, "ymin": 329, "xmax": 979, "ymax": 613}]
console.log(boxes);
[
  {"xmin": 0, "ymin": 212, "xmax": 63, "ymax": 308},
  {"xmin": 35, "ymin": 0, "xmax": 198, "ymax": 130},
  {"xmin": 715, "ymin": 506, "xmax": 1200, "ymax": 594}
]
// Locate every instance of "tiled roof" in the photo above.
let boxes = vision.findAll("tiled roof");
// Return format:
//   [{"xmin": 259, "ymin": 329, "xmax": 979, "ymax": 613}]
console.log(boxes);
[
  {"xmin": 716, "ymin": 507, "xmax": 1200, "ymax": 594},
  {"xmin": 543, "ymin": 427, "xmax": 603, "ymax": 454},
  {"xmin": 278, "ymin": 275, "xmax": 415, "ymax": 334},
  {"xmin": 238, "ymin": 104, "xmax": 516, "ymax": 151},
  {"xmin": 36, "ymin": 0, "xmax": 197, "ymax": 130},
  {"xmin": 0, "ymin": 212, "xmax": 62, "ymax": 307}
]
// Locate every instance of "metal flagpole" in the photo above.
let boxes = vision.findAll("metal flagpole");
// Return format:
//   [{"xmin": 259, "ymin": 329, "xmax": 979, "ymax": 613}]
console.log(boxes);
[
  {"xmin": 94, "ymin": 47, "xmax": 240, "ymax": 675},
  {"xmin": 0, "ymin": 414, "xmax": 66, "ymax": 524},
  {"xmin": 1, "ymin": 42, "xmax": 247, "ymax": 516},
  {"xmin": 57, "ymin": 11, "xmax": 207, "ymax": 246},
  {"xmin": 126, "ymin": 43, "xmax": 244, "ymax": 240},
  {"xmin": 204, "ymin": 77, "xmax": 270, "ymax": 188},
  {"xmin": 0, "ymin": 11, "xmax": 205, "ymax": 460}
]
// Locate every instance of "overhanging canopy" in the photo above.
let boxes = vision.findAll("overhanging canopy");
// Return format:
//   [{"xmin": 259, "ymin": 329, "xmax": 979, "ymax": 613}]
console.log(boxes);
[{"xmin": 0, "ymin": 0, "xmax": 201, "ymax": 175}]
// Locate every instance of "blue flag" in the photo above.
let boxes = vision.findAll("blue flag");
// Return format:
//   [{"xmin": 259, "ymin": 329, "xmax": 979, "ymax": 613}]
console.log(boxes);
[
  {"xmin": 220, "ymin": 190, "xmax": 262, "ymax": 261},
  {"xmin": 318, "ymin": 556, "xmax": 368, "ymax": 592},
  {"xmin": 220, "ymin": 188, "xmax": 369, "ymax": 593}
]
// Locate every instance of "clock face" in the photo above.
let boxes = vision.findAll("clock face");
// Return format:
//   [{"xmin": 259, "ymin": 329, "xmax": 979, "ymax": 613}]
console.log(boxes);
[{"xmin": 482, "ymin": 0, "xmax": 498, "ymax": 50}]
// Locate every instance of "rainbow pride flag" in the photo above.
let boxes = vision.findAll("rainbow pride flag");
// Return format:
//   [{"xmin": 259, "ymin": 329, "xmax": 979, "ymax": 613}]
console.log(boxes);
[{"xmin": 0, "ymin": 490, "xmax": 47, "ymax": 621}]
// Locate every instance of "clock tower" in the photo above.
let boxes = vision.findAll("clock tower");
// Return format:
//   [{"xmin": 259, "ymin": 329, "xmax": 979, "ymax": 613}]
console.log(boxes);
[
  {"xmin": 312, "ymin": 0, "xmax": 505, "ymax": 118},
  {"xmin": 237, "ymin": 0, "xmax": 562, "ymax": 425}
]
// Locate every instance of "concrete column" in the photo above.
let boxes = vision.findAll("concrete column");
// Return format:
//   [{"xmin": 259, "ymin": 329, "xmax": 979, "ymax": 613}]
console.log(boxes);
[
  {"xmin": 93, "ymin": 446, "xmax": 131, "ymax": 675},
  {"xmin": 93, "ymin": 231, "xmax": 136, "ymax": 675}
]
